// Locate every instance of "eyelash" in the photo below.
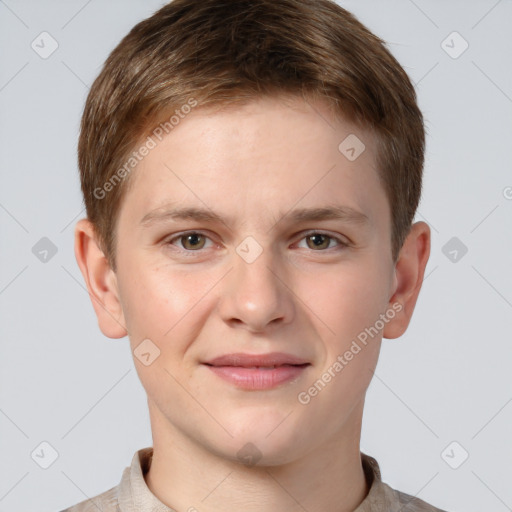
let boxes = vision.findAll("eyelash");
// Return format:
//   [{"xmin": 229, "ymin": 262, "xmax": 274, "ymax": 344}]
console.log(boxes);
[{"xmin": 164, "ymin": 230, "xmax": 349, "ymax": 254}]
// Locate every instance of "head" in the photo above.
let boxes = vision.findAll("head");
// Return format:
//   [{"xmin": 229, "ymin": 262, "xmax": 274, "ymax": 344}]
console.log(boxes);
[{"xmin": 75, "ymin": 0, "xmax": 430, "ymax": 465}]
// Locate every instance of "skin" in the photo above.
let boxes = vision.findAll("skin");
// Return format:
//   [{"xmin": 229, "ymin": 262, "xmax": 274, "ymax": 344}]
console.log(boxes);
[{"xmin": 75, "ymin": 95, "xmax": 430, "ymax": 512}]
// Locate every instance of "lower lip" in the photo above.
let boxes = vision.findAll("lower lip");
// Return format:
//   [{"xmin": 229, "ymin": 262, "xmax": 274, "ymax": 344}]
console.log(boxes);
[{"xmin": 204, "ymin": 364, "xmax": 309, "ymax": 390}]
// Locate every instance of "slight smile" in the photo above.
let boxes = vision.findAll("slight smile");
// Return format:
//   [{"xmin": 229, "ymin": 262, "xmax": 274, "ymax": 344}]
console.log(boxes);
[{"xmin": 202, "ymin": 352, "xmax": 312, "ymax": 391}]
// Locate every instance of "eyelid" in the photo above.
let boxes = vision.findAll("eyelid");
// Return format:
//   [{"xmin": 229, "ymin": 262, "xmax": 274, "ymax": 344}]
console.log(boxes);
[
  {"xmin": 165, "ymin": 229, "xmax": 350, "ymax": 252},
  {"xmin": 165, "ymin": 230, "xmax": 217, "ymax": 251},
  {"xmin": 295, "ymin": 229, "xmax": 350, "ymax": 249}
]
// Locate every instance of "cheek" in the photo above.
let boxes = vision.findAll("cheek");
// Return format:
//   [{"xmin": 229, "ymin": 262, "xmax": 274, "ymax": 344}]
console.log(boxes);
[
  {"xmin": 117, "ymin": 262, "xmax": 216, "ymax": 400},
  {"xmin": 307, "ymin": 260, "xmax": 390, "ymax": 345},
  {"xmin": 300, "ymin": 263, "xmax": 387, "ymax": 407},
  {"xmin": 117, "ymin": 259, "xmax": 214, "ymax": 350}
]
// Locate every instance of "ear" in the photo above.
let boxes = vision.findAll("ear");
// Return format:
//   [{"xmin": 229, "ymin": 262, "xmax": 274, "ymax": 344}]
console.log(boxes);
[
  {"xmin": 74, "ymin": 218, "xmax": 128, "ymax": 339},
  {"xmin": 383, "ymin": 221, "xmax": 431, "ymax": 339}
]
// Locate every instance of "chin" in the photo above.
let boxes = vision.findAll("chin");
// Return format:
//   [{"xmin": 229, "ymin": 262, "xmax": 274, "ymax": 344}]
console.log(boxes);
[
  {"xmin": 218, "ymin": 440, "xmax": 303, "ymax": 468},
  {"xmin": 214, "ymin": 418, "xmax": 307, "ymax": 467}
]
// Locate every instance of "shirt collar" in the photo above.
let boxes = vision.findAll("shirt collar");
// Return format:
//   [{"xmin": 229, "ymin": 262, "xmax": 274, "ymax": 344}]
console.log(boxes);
[{"xmin": 116, "ymin": 446, "xmax": 393, "ymax": 511}]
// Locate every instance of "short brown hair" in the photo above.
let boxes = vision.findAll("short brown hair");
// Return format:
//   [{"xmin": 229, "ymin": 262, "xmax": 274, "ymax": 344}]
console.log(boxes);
[{"xmin": 78, "ymin": 0, "xmax": 425, "ymax": 270}]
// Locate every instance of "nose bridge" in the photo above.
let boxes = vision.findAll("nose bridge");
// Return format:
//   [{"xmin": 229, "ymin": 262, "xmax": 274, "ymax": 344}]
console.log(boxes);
[{"xmin": 218, "ymin": 237, "xmax": 294, "ymax": 331}]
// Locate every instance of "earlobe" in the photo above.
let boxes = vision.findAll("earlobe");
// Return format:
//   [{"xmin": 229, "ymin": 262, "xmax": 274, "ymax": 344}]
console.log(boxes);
[
  {"xmin": 383, "ymin": 221, "xmax": 431, "ymax": 340},
  {"xmin": 74, "ymin": 218, "xmax": 128, "ymax": 339}
]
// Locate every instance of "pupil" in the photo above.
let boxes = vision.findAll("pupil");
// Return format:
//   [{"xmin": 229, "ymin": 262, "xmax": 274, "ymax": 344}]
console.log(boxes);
[
  {"xmin": 310, "ymin": 234, "xmax": 327, "ymax": 248},
  {"xmin": 186, "ymin": 234, "xmax": 202, "ymax": 248}
]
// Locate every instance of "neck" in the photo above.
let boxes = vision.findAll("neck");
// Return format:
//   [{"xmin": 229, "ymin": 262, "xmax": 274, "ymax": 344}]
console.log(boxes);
[{"xmin": 144, "ymin": 400, "xmax": 369, "ymax": 512}]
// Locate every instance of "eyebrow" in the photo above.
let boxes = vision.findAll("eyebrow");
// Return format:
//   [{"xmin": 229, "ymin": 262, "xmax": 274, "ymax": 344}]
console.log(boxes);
[{"xmin": 139, "ymin": 204, "xmax": 369, "ymax": 228}]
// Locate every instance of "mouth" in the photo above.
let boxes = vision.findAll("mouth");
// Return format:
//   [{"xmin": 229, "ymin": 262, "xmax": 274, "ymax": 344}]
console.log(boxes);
[{"xmin": 202, "ymin": 352, "xmax": 311, "ymax": 390}]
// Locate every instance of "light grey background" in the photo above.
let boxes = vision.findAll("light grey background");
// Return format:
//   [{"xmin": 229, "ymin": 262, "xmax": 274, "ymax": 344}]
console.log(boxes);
[{"xmin": 1, "ymin": 1, "xmax": 511, "ymax": 511}]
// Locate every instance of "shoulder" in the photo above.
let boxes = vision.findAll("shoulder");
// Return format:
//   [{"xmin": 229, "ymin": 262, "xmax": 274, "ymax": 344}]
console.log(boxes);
[
  {"xmin": 57, "ymin": 484, "xmax": 119, "ymax": 512},
  {"xmin": 386, "ymin": 483, "xmax": 450, "ymax": 512},
  {"xmin": 57, "ymin": 447, "xmax": 152, "ymax": 512},
  {"xmin": 360, "ymin": 453, "xmax": 450, "ymax": 512}
]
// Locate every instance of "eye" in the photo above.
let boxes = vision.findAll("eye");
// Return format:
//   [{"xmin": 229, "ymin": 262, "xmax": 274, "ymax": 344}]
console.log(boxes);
[
  {"xmin": 164, "ymin": 230, "xmax": 348, "ymax": 254},
  {"xmin": 297, "ymin": 231, "xmax": 347, "ymax": 251},
  {"xmin": 167, "ymin": 232, "xmax": 214, "ymax": 251}
]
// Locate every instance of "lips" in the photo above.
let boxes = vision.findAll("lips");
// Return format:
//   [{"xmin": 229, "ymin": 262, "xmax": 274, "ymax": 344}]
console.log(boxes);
[
  {"xmin": 202, "ymin": 352, "xmax": 311, "ymax": 390},
  {"xmin": 203, "ymin": 352, "xmax": 310, "ymax": 368}
]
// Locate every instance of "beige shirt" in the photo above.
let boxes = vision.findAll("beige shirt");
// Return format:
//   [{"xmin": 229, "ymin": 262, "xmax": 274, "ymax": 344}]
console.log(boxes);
[{"xmin": 60, "ymin": 447, "xmax": 448, "ymax": 512}]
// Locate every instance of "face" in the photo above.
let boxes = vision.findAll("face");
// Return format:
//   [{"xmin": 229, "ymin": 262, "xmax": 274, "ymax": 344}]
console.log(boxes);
[{"xmin": 109, "ymin": 95, "xmax": 398, "ymax": 465}]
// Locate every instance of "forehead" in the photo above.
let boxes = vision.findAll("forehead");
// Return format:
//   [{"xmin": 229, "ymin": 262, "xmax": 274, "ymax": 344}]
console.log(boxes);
[{"xmin": 118, "ymin": 95, "xmax": 388, "ymax": 232}]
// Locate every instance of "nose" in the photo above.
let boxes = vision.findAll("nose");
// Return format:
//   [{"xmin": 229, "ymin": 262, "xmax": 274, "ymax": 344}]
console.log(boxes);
[{"xmin": 217, "ymin": 246, "xmax": 295, "ymax": 333}]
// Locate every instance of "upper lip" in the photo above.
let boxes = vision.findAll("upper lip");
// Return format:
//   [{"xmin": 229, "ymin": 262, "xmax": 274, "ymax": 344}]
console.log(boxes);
[{"xmin": 203, "ymin": 352, "xmax": 310, "ymax": 367}]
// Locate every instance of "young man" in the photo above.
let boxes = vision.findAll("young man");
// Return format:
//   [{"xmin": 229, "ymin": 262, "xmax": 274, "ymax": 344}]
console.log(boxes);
[{"xmin": 63, "ymin": 0, "xmax": 447, "ymax": 510}]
